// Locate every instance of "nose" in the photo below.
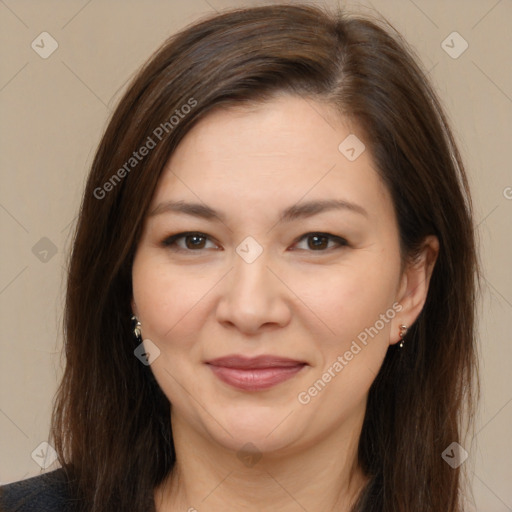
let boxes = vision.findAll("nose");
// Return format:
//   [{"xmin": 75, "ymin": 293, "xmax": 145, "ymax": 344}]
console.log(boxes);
[{"xmin": 215, "ymin": 250, "xmax": 291, "ymax": 335}]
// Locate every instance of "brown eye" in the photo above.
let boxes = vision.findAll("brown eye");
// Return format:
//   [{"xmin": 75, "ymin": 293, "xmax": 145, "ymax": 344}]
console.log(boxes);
[
  {"xmin": 294, "ymin": 233, "xmax": 348, "ymax": 252},
  {"xmin": 184, "ymin": 234, "xmax": 207, "ymax": 249},
  {"xmin": 161, "ymin": 232, "xmax": 219, "ymax": 252},
  {"xmin": 308, "ymin": 235, "xmax": 329, "ymax": 250}
]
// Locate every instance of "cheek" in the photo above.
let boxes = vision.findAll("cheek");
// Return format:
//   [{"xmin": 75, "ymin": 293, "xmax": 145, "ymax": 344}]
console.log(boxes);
[
  {"xmin": 131, "ymin": 252, "xmax": 209, "ymax": 345},
  {"xmin": 293, "ymin": 257, "xmax": 400, "ymax": 351},
  {"xmin": 131, "ymin": 254, "xmax": 211, "ymax": 408},
  {"xmin": 293, "ymin": 262, "xmax": 399, "ymax": 416}
]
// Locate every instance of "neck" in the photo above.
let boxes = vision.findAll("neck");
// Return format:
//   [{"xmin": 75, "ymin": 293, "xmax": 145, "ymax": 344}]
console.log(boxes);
[{"xmin": 155, "ymin": 410, "xmax": 368, "ymax": 512}]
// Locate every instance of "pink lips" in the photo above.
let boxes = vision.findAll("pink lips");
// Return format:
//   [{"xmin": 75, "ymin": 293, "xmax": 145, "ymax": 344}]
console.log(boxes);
[{"xmin": 206, "ymin": 355, "xmax": 306, "ymax": 391}]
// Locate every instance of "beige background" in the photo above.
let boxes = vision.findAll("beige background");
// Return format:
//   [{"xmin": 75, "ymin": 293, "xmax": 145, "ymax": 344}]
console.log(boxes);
[{"xmin": 0, "ymin": 0, "xmax": 511, "ymax": 509}]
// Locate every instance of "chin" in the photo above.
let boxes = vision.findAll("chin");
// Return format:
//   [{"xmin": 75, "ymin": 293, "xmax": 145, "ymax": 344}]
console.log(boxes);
[{"xmin": 204, "ymin": 404, "xmax": 304, "ymax": 454}]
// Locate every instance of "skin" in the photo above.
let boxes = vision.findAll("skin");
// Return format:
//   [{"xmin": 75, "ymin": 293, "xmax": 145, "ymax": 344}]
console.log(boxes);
[{"xmin": 131, "ymin": 94, "xmax": 439, "ymax": 511}]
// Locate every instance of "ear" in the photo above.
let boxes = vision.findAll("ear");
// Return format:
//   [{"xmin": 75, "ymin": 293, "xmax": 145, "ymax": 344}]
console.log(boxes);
[
  {"xmin": 390, "ymin": 235, "xmax": 439, "ymax": 345},
  {"xmin": 131, "ymin": 298, "xmax": 138, "ymax": 317}
]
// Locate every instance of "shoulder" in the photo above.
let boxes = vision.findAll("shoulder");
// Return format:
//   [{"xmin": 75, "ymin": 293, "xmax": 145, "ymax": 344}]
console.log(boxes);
[{"xmin": 0, "ymin": 469, "xmax": 77, "ymax": 512}]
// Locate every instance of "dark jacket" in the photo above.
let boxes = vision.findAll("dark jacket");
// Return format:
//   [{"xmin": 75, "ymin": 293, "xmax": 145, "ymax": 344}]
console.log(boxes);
[{"xmin": 0, "ymin": 469, "xmax": 76, "ymax": 512}]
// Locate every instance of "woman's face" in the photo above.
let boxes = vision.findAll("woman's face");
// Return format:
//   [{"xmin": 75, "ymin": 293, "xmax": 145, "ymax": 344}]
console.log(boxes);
[{"xmin": 132, "ymin": 95, "xmax": 409, "ymax": 456}]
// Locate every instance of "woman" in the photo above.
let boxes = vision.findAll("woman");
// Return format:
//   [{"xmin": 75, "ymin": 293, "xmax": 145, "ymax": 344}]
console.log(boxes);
[{"xmin": 0, "ymin": 3, "xmax": 479, "ymax": 511}]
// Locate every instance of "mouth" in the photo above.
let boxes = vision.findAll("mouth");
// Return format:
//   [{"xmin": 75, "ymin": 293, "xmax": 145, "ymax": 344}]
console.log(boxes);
[{"xmin": 205, "ymin": 355, "xmax": 307, "ymax": 391}]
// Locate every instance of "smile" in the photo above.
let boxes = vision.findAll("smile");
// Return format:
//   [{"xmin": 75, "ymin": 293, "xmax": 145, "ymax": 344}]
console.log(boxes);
[{"xmin": 205, "ymin": 355, "xmax": 307, "ymax": 391}]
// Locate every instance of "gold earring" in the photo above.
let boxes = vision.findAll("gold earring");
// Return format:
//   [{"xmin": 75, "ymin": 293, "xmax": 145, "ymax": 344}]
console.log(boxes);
[
  {"xmin": 399, "ymin": 324, "xmax": 408, "ymax": 348},
  {"xmin": 131, "ymin": 315, "xmax": 142, "ymax": 341}
]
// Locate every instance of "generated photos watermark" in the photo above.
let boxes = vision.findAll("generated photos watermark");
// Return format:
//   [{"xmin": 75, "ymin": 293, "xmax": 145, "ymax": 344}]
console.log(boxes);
[
  {"xmin": 93, "ymin": 97, "xmax": 197, "ymax": 200},
  {"xmin": 298, "ymin": 301, "xmax": 403, "ymax": 405},
  {"xmin": 441, "ymin": 442, "xmax": 469, "ymax": 468}
]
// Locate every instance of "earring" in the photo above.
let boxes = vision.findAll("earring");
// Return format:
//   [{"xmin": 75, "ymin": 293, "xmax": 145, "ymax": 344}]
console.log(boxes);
[
  {"xmin": 398, "ymin": 324, "xmax": 408, "ymax": 348},
  {"xmin": 131, "ymin": 315, "xmax": 142, "ymax": 341}
]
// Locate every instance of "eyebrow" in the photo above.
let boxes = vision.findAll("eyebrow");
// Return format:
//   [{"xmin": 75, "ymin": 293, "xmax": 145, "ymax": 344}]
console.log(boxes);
[{"xmin": 148, "ymin": 198, "xmax": 368, "ymax": 222}]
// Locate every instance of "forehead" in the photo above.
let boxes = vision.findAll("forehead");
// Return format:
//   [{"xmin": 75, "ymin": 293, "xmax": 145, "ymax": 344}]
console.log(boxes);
[{"xmin": 151, "ymin": 95, "xmax": 393, "ymax": 223}]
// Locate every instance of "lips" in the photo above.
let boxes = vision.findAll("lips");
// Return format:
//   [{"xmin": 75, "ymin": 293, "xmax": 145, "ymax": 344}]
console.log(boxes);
[
  {"xmin": 206, "ymin": 355, "xmax": 307, "ymax": 391},
  {"xmin": 207, "ymin": 355, "xmax": 306, "ymax": 369}
]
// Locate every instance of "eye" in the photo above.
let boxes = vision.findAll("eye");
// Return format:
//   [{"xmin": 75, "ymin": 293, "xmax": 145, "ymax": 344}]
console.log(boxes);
[
  {"xmin": 161, "ymin": 231, "xmax": 348, "ymax": 253},
  {"xmin": 293, "ymin": 232, "xmax": 348, "ymax": 252},
  {"xmin": 161, "ymin": 232, "xmax": 220, "ymax": 252}
]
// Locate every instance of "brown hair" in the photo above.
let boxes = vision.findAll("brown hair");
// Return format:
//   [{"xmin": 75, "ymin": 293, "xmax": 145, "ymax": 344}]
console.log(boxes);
[{"xmin": 51, "ymin": 4, "xmax": 479, "ymax": 511}]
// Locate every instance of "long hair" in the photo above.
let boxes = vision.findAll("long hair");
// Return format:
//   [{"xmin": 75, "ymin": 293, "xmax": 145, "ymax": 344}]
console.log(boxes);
[{"xmin": 51, "ymin": 4, "xmax": 479, "ymax": 511}]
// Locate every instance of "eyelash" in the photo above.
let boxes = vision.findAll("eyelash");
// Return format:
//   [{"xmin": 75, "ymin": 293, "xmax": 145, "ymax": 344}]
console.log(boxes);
[{"xmin": 160, "ymin": 231, "xmax": 349, "ymax": 254}]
